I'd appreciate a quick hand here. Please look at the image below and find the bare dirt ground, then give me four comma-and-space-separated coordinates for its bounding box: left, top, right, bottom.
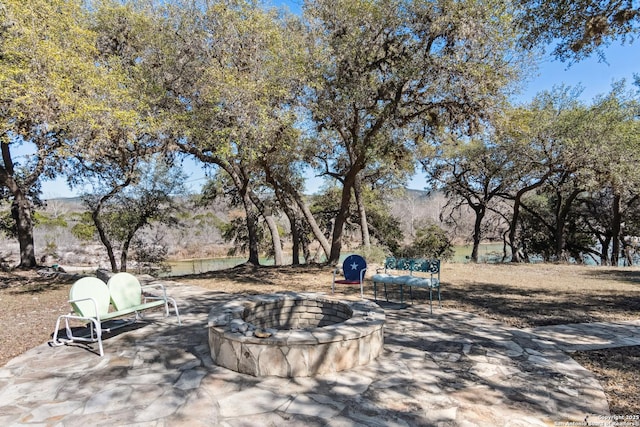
1, 262, 639, 414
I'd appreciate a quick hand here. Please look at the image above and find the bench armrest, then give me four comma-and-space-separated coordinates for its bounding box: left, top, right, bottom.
141, 283, 168, 301
68, 296, 103, 322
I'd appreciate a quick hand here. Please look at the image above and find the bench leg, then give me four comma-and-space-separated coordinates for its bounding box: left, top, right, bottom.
427, 286, 442, 315
143, 296, 182, 325
161, 296, 182, 325
52, 315, 104, 357
169, 297, 182, 325
93, 318, 104, 357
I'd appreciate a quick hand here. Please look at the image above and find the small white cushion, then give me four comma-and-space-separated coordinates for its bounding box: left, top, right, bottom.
371, 274, 397, 284
392, 275, 415, 285
406, 277, 440, 288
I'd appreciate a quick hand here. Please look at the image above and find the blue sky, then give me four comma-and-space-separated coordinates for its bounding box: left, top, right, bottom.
518, 42, 638, 103
32, 5, 639, 198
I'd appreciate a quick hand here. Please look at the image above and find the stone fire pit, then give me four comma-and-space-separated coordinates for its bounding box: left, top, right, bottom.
207, 292, 385, 377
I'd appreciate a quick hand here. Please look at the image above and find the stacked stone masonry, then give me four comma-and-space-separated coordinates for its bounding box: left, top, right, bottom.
208, 292, 385, 377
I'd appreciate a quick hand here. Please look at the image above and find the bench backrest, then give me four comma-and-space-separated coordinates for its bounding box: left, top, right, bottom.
69, 277, 111, 318
107, 272, 142, 311
383, 257, 440, 276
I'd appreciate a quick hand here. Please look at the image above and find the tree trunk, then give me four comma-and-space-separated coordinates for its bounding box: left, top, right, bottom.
247, 189, 283, 265
11, 193, 37, 269
120, 238, 130, 272
285, 205, 306, 265
92, 204, 119, 272
508, 174, 551, 263
262, 162, 309, 265
509, 196, 522, 263
290, 216, 301, 264
610, 192, 621, 267
501, 230, 509, 262
1, 142, 37, 269
120, 224, 143, 273
240, 186, 261, 266
302, 242, 312, 264
470, 205, 485, 263
354, 175, 370, 248
329, 170, 358, 264
290, 187, 331, 259
623, 243, 634, 266
175, 145, 262, 266
601, 235, 611, 266
553, 189, 581, 261
216, 163, 261, 266
553, 222, 567, 261
85, 175, 133, 273
263, 213, 283, 265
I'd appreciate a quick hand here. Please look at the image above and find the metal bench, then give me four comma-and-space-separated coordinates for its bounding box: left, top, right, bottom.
371, 257, 441, 313
51, 273, 180, 356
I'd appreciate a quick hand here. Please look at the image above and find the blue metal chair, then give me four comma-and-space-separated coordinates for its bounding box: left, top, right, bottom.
331, 254, 367, 299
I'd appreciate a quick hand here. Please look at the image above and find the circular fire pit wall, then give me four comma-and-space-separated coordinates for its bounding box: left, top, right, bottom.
208, 293, 385, 377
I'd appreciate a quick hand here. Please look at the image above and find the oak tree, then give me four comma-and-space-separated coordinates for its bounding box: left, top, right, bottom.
305, 0, 525, 263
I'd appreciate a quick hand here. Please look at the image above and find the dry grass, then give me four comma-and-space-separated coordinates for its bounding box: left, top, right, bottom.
572, 347, 640, 415
0, 270, 74, 367
438, 263, 640, 328
1, 262, 639, 413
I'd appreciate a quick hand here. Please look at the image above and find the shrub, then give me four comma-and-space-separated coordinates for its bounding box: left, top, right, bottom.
400, 223, 454, 260
353, 245, 388, 264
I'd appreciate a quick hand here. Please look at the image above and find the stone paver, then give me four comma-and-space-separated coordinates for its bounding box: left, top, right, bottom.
0, 280, 638, 426
528, 320, 640, 352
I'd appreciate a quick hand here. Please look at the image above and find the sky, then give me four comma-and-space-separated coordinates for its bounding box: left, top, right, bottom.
28, 4, 639, 199
518, 42, 638, 104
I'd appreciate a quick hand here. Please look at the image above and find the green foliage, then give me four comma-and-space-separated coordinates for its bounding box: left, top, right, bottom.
0, 209, 15, 238
303, 0, 526, 262
365, 207, 403, 255
309, 186, 342, 236
81, 156, 187, 270
220, 216, 270, 257
354, 245, 388, 265
516, 0, 639, 61
518, 190, 598, 263
0, 0, 636, 269
71, 222, 97, 242
130, 235, 171, 275
399, 223, 454, 261
42, 241, 59, 260
517, 193, 557, 260
0, 0, 146, 267
510, 83, 640, 263
189, 212, 226, 230
33, 212, 68, 228
310, 183, 404, 252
